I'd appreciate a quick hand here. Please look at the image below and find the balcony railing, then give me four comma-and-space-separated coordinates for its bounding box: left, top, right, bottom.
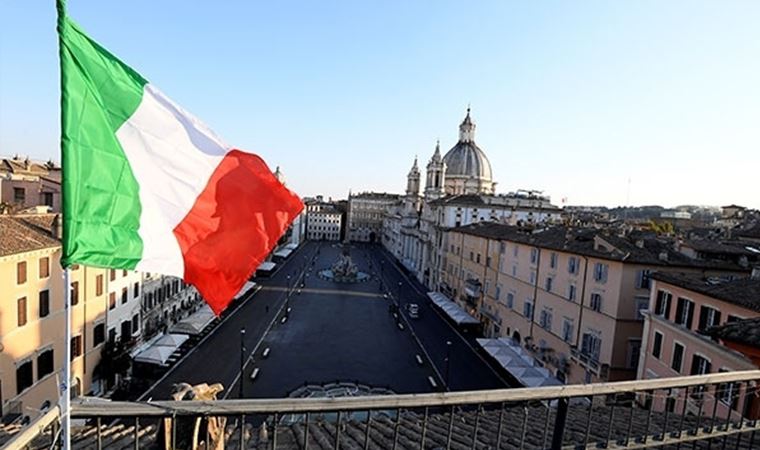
3, 370, 760, 449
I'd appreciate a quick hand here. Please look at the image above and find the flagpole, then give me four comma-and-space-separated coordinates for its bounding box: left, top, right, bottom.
57, 0, 71, 448
61, 267, 72, 450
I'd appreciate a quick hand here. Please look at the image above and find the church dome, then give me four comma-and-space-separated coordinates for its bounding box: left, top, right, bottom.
442, 109, 493, 181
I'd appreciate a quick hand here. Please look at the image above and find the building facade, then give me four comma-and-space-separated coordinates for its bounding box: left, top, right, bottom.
305, 199, 344, 241
440, 223, 748, 385
638, 272, 760, 419
0, 156, 61, 213
347, 192, 400, 243
0, 215, 107, 419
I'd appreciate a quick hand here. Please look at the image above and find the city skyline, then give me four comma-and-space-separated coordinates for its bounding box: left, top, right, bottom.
2, 1, 759, 208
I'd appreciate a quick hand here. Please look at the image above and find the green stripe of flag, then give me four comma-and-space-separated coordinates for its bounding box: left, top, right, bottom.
59, 11, 147, 269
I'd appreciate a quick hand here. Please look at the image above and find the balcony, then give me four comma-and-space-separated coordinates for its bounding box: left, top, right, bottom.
463, 279, 482, 298
569, 347, 610, 378
3, 371, 759, 449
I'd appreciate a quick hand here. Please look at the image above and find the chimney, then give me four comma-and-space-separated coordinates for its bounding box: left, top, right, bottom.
752, 266, 760, 280
658, 251, 668, 262
51, 214, 63, 239
635, 239, 645, 249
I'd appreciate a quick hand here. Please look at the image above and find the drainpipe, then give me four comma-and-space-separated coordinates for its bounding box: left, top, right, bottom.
529, 246, 541, 340
575, 256, 590, 349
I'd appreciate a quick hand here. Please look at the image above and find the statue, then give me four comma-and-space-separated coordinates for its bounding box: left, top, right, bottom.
158, 382, 227, 450
331, 249, 358, 280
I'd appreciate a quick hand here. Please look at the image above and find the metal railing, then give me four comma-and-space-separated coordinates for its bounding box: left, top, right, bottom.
3, 370, 760, 449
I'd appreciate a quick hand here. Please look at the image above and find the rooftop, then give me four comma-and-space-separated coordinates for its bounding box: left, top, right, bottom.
707, 317, 760, 348
0, 214, 60, 257
448, 222, 745, 270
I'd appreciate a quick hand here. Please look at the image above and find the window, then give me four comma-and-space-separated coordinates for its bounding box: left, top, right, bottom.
71, 281, 79, 306
636, 269, 652, 289
698, 306, 721, 331
652, 331, 663, 359
530, 248, 538, 264
539, 309, 552, 330
132, 314, 139, 334
109, 292, 116, 310
39, 257, 50, 278
109, 269, 116, 281
133, 282, 140, 298
529, 270, 536, 285
562, 319, 574, 342
495, 284, 502, 301
476, 253, 481, 264
122, 269, 128, 277
16, 360, 33, 394
506, 292, 514, 309
545, 276, 553, 292
590, 293, 603, 312
568, 284, 576, 302
512, 265, 517, 277
108, 328, 117, 344
727, 315, 743, 323
37, 349, 54, 379
671, 342, 684, 373
70, 335, 82, 360
635, 296, 649, 320
523, 300, 534, 319
675, 298, 695, 329
568, 256, 579, 275
93, 323, 105, 346
120, 320, 132, 340
486, 256, 491, 267
500, 242, 506, 254
654, 290, 672, 318
43, 192, 53, 207
96, 275, 104, 296
17, 297, 27, 326
513, 245, 518, 257
121, 287, 128, 304
581, 332, 602, 361
469, 251, 474, 261
39, 290, 50, 318
593, 263, 608, 283
17, 261, 27, 284
718, 368, 740, 410
14, 187, 26, 203
690, 354, 711, 376
550, 252, 557, 269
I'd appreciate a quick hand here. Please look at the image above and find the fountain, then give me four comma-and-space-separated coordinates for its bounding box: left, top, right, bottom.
318, 247, 370, 283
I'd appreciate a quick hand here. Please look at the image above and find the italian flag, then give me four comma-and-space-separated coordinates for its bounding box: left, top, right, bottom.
58, 5, 303, 314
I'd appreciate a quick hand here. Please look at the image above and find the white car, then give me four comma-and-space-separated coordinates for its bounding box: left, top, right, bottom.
407, 303, 420, 319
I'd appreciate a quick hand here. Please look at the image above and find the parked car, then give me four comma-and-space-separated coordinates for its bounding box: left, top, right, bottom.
407, 303, 420, 319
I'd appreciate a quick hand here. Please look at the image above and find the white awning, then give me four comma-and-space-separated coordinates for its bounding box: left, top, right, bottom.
235, 281, 256, 299
169, 304, 215, 336
477, 338, 562, 388
153, 333, 189, 349
273, 248, 293, 259
426, 292, 479, 325
134, 345, 176, 366
257, 261, 277, 272
284, 243, 298, 250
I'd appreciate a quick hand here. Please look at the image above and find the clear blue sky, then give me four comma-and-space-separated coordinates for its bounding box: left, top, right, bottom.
2, 1, 759, 208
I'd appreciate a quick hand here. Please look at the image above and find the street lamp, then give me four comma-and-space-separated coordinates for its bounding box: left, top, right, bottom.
445, 340, 452, 390
397, 281, 402, 306
286, 275, 292, 314
239, 328, 246, 398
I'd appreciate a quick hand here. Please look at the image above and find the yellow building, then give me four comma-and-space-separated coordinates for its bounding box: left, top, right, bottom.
0, 215, 108, 421
441, 223, 747, 385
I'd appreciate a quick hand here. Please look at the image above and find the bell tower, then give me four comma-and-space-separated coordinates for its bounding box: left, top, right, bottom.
425, 140, 446, 200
